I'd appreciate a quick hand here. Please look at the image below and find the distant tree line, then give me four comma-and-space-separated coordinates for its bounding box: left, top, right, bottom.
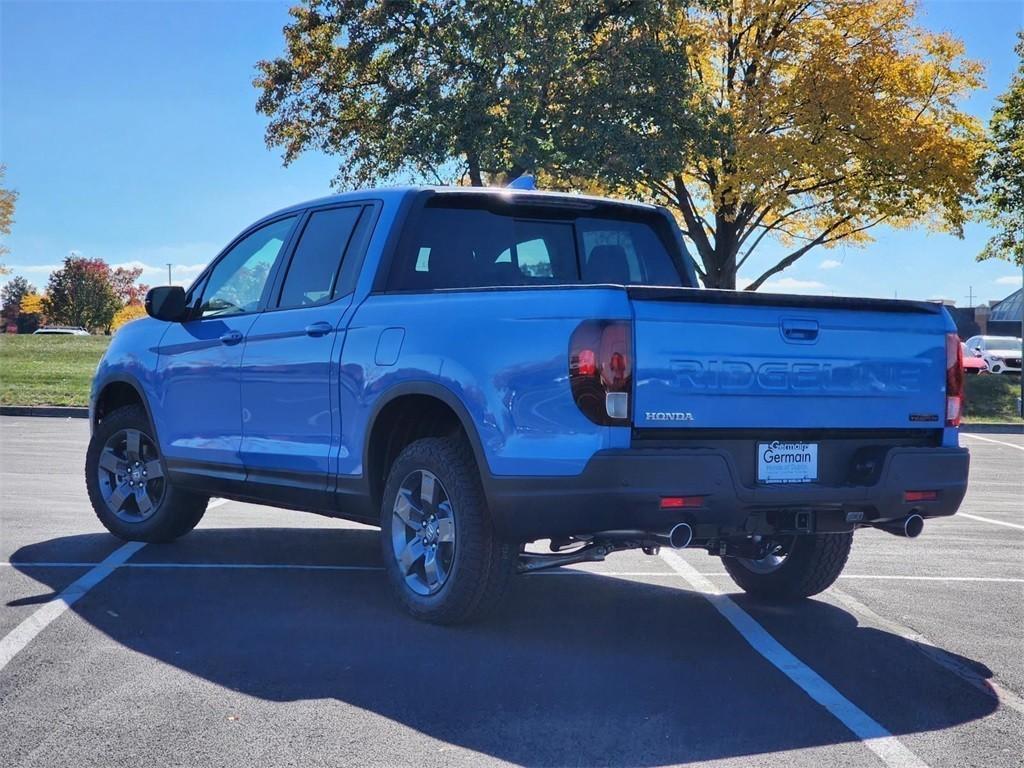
1, 256, 148, 334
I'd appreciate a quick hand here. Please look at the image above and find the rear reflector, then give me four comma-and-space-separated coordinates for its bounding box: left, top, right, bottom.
904, 490, 938, 502
659, 496, 704, 509
945, 333, 963, 427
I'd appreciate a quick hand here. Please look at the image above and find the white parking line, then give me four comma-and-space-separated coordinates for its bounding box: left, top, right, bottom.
0, 542, 145, 673
958, 513, 1024, 531
961, 433, 1024, 451
659, 549, 930, 768
830, 587, 1024, 717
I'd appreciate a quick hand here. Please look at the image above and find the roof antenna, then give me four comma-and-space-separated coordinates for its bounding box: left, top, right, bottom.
507, 173, 536, 190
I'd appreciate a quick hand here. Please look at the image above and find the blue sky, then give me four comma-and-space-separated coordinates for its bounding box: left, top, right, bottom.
1, 0, 1022, 304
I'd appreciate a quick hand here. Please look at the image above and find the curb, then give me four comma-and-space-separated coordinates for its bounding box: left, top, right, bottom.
0, 405, 89, 419
960, 423, 1024, 434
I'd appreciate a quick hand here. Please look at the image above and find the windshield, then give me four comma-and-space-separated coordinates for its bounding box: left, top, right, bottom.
982, 337, 1021, 347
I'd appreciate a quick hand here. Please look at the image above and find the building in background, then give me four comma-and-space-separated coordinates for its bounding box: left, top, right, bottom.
985, 288, 1023, 338
948, 288, 1022, 340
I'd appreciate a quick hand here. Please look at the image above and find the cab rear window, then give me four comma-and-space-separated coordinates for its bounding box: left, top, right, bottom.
387, 196, 689, 291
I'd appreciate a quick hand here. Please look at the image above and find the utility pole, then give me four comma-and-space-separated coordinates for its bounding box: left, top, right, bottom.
167, 263, 173, 285
965, 286, 974, 307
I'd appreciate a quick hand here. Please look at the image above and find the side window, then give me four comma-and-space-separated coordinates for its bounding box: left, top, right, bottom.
278, 206, 362, 309
199, 217, 296, 318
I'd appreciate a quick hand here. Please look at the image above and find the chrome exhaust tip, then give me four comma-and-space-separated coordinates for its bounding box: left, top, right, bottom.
871, 513, 925, 538
668, 522, 693, 549
903, 513, 924, 539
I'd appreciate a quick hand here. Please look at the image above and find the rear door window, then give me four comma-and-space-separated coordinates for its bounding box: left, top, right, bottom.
277, 206, 363, 309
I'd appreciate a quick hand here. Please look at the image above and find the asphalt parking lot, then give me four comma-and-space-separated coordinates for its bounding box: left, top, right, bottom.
1, 415, 1021, 768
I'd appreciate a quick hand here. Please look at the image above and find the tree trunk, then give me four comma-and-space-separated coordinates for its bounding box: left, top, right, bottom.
689, 224, 738, 290
466, 153, 483, 187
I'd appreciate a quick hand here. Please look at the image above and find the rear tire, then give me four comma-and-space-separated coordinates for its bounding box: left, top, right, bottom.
722, 533, 852, 600
85, 405, 208, 543
380, 436, 516, 624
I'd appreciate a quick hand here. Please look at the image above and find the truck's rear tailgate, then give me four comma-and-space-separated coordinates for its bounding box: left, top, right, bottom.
629, 288, 949, 431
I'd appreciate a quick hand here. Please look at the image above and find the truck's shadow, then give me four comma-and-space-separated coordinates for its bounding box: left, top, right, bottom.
10, 528, 999, 766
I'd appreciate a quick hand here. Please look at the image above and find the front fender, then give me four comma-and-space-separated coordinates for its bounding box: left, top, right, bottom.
90, 317, 169, 436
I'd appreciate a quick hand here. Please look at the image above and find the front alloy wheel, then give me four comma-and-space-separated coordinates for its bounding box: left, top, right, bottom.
390, 469, 457, 596
85, 404, 209, 542
96, 428, 166, 522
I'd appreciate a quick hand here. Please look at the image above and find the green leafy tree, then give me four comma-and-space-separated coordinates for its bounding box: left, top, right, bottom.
977, 31, 1024, 267
1, 275, 35, 328
43, 255, 120, 333
255, 0, 699, 187
0, 164, 17, 274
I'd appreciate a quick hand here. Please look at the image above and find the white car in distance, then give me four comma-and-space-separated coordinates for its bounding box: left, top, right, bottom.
963, 335, 1023, 375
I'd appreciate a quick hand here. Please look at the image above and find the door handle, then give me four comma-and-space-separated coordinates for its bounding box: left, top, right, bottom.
780, 318, 819, 343
219, 330, 243, 346
305, 321, 333, 338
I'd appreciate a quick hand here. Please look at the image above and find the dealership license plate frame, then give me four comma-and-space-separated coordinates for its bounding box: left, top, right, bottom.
757, 441, 819, 484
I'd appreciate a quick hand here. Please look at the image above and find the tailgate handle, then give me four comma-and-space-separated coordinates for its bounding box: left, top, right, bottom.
780, 318, 819, 343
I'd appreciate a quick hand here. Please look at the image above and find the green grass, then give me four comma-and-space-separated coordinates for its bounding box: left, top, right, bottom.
0, 334, 110, 406
963, 373, 1023, 423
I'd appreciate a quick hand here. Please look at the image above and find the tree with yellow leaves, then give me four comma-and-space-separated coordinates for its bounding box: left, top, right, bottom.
111, 302, 147, 332
0, 164, 17, 275
637, 0, 986, 289
17, 291, 45, 333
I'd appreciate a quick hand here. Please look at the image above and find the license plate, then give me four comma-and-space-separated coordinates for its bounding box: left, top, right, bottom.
757, 442, 818, 484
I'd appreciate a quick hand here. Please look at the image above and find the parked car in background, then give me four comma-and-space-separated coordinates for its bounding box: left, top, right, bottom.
963, 335, 1022, 375
33, 326, 90, 336
961, 343, 987, 375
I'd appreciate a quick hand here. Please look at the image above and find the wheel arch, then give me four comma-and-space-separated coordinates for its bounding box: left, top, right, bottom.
92, 376, 158, 440
363, 382, 491, 514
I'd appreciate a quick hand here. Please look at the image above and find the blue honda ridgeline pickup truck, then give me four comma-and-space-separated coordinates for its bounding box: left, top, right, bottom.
87, 187, 970, 623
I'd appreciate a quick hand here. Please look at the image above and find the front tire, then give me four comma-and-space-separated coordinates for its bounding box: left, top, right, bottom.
380, 436, 516, 624
722, 533, 852, 600
85, 405, 208, 542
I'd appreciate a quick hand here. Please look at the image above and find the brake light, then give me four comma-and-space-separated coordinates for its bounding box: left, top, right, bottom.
945, 332, 963, 427
569, 320, 632, 425
904, 490, 938, 502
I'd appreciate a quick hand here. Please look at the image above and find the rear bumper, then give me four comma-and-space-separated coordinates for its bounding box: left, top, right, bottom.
485, 446, 969, 541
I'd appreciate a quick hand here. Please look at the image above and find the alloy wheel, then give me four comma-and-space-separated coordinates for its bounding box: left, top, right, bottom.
96, 428, 166, 523
390, 469, 457, 596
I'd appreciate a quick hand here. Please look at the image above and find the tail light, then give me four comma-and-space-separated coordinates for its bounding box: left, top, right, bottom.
569, 320, 632, 425
945, 332, 963, 427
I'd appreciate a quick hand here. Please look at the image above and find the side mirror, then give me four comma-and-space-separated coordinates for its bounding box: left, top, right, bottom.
145, 286, 188, 322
